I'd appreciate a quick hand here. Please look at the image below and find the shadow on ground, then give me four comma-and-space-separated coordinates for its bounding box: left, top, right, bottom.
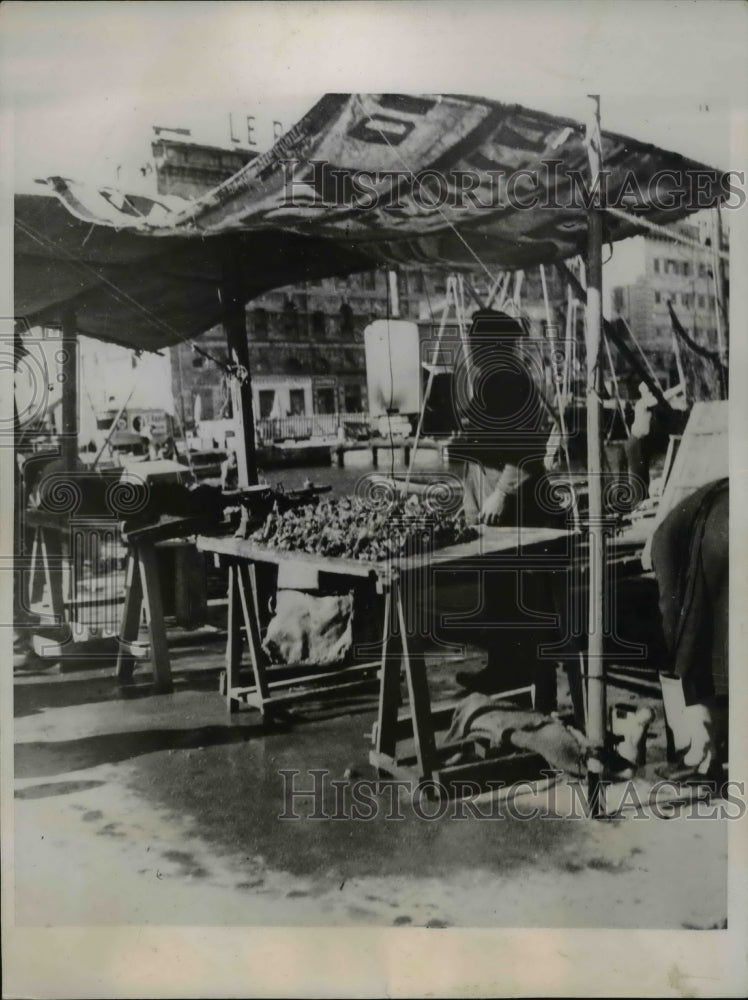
13, 666, 224, 719
15, 722, 276, 778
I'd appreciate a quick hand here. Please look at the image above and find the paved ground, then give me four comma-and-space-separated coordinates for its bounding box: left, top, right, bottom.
11, 630, 728, 931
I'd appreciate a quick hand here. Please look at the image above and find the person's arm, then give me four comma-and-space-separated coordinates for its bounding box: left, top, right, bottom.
479, 484, 508, 525
479, 463, 524, 524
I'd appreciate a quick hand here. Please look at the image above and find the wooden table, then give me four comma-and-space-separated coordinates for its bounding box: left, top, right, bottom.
116, 514, 214, 694
197, 525, 577, 787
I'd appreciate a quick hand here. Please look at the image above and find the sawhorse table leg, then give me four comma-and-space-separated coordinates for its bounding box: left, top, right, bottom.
116, 543, 173, 694
28, 526, 66, 626
224, 564, 242, 711
371, 577, 437, 783
370, 573, 546, 794
224, 560, 271, 715
27, 525, 72, 658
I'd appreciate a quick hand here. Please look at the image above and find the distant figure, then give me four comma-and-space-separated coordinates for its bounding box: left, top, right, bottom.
624, 381, 658, 506
221, 449, 239, 491
146, 426, 161, 461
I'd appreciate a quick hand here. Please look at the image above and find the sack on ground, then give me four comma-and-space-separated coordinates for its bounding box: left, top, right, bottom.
262, 589, 354, 667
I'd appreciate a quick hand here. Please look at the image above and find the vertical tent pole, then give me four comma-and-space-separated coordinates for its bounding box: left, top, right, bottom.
453, 275, 473, 398
388, 270, 400, 319
222, 239, 257, 487
585, 95, 607, 814
55, 310, 78, 642
711, 207, 728, 390
61, 310, 78, 472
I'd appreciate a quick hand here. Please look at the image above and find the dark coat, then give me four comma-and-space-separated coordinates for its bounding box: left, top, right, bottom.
651, 478, 729, 703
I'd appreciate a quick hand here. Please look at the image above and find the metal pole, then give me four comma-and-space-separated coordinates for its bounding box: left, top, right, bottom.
585, 95, 607, 815
61, 311, 79, 472
541, 266, 580, 531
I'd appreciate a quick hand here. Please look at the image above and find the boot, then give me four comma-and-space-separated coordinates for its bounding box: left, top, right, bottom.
681, 702, 717, 773
655, 700, 721, 784
614, 705, 655, 767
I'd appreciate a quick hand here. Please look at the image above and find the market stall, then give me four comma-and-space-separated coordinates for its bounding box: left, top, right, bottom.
14, 92, 725, 804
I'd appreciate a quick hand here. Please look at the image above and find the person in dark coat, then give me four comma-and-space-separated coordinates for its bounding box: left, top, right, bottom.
449, 311, 572, 707
452, 311, 561, 530
651, 477, 728, 780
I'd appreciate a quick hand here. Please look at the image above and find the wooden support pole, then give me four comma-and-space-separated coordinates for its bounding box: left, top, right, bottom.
60, 310, 78, 471
585, 95, 607, 815
222, 239, 257, 487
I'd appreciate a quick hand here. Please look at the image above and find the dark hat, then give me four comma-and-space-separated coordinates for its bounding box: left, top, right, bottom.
467, 309, 527, 342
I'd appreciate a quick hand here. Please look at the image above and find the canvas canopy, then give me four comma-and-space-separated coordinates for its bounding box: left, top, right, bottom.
14, 93, 723, 350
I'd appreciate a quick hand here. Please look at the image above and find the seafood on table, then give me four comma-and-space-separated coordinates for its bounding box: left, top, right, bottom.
251, 493, 477, 561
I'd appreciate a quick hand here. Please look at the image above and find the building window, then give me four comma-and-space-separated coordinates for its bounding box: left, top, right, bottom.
682, 262, 690, 277
311, 310, 326, 339
698, 262, 707, 278
682, 293, 691, 308
654, 291, 661, 304
283, 299, 299, 336
340, 303, 354, 337
709, 295, 716, 309
252, 308, 268, 336
343, 383, 363, 413
315, 386, 337, 415
653, 258, 660, 274
314, 353, 331, 375
363, 271, 377, 291
698, 294, 706, 309
289, 389, 306, 415
259, 390, 276, 418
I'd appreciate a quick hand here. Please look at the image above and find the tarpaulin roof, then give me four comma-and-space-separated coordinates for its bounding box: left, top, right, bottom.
14, 93, 723, 351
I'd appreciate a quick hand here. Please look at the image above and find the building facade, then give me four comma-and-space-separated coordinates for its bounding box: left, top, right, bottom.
170, 267, 475, 441
607, 218, 727, 386
152, 138, 257, 200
